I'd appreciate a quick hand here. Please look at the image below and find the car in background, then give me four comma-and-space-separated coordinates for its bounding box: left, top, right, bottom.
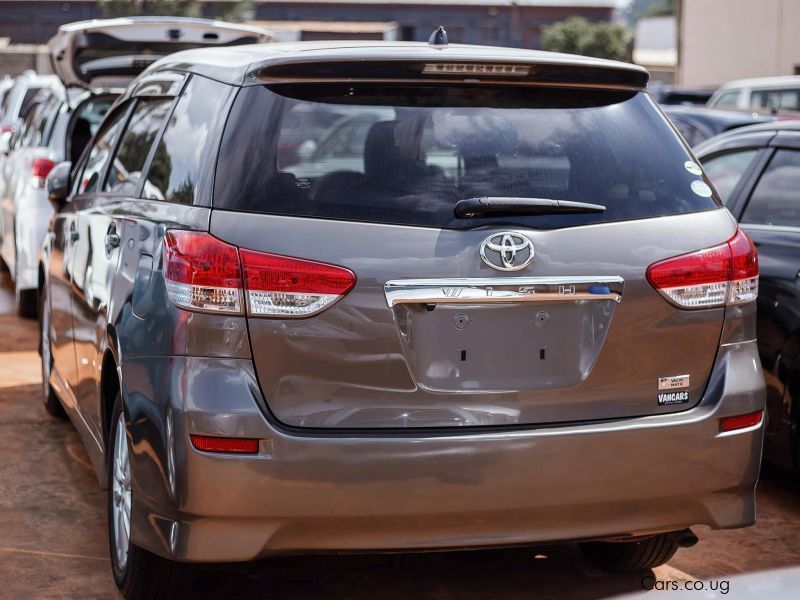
662, 105, 774, 147
39, 39, 763, 598
0, 16, 273, 317
651, 84, 716, 106
0, 71, 61, 141
0, 75, 15, 113
0, 85, 113, 316
707, 75, 800, 114
695, 120, 800, 472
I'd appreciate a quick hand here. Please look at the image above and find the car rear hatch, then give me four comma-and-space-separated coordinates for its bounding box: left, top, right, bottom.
208, 48, 737, 430
48, 16, 273, 90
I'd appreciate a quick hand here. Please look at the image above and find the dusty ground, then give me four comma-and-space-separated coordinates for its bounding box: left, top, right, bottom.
0, 270, 799, 599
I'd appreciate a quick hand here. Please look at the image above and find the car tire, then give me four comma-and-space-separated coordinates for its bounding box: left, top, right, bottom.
14, 258, 37, 318
579, 533, 679, 573
107, 393, 194, 599
39, 283, 66, 419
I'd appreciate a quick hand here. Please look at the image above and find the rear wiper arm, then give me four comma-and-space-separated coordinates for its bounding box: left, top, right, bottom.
454, 197, 606, 218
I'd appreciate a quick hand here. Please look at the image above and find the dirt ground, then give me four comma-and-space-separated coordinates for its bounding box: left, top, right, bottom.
1, 270, 799, 599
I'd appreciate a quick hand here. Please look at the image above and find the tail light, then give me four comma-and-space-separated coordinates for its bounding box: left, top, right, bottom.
31, 157, 56, 189
646, 229, 758, 309
719, 410, 763, 433
163, 230, 355, 317
240, 250, 355, 317
190, 435, 259, 454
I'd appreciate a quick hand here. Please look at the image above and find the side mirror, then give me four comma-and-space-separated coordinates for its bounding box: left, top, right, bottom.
46, 161, 72, 211
0, 131, 11, 155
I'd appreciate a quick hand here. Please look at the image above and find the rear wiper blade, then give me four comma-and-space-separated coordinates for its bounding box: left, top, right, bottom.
454, 197, 606, 218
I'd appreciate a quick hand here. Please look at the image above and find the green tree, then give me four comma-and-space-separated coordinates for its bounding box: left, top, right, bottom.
540, 17, 630, 61
98, 0, 202, 18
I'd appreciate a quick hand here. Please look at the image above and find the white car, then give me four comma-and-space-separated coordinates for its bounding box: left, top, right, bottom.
0, 16, 273, 317
707, 75, 800, 114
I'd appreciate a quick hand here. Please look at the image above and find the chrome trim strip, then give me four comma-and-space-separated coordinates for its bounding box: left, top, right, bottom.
384, 276, 624, 307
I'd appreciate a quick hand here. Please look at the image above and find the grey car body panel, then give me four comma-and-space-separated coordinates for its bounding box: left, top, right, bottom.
120, 334, 763, 561
211, 207, 736, 429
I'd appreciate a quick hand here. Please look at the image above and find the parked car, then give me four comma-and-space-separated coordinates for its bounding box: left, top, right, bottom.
40, 39, 764, 598
0, 17, 273, 318
0, 74, 15, 114
661, 105, 774, 147
651, 84, 716, 106
695, 120, 800, 472
707, 75, 800, 114
0, 72, 62, 205
0, 71, 61, 140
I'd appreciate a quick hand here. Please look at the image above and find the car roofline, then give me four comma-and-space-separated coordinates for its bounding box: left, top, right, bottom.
143, 41, 649, 90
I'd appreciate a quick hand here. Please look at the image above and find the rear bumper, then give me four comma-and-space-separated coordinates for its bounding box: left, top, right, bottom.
122, 340, 764, 563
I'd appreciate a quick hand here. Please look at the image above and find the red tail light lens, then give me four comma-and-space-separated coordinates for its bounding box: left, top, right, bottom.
163, 230, 243, 313
240, 250, 356, 317
31, 157, 56, 189
646, 229, 758, 309
719, 410, 762, 433
163, 230, 355, 317
190, 435, 259, 454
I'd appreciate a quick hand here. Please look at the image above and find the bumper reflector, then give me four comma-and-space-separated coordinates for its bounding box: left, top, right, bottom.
190, 435, 259, 454
719, 410, 763, 433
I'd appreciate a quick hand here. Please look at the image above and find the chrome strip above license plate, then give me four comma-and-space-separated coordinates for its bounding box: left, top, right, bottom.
384, 276, 624, 307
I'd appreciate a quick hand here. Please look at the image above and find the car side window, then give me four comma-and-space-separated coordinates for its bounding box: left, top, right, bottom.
741, 149, 800, 228
701, 150, 759, 204
750, 88, 800, 112
141, 75, 230, 204
104, 98, 173, 196
78, 103, 129, 195
713, 90, 741, 109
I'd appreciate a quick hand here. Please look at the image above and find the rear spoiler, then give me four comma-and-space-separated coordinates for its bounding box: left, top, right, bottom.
251, 59, 649, 90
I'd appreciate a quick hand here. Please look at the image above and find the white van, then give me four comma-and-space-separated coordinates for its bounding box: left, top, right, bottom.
707, 75, 800, 113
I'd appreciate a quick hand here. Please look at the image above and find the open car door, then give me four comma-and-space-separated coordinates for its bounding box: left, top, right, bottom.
49, 16, 274, 89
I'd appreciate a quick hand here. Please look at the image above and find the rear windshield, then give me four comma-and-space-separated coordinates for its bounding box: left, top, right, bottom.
214, 84, 720, 229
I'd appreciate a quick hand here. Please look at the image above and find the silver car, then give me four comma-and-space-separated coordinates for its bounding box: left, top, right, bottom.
40, 36, 765, 598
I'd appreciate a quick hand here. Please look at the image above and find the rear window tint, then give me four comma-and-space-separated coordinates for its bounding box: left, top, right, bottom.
214, 84, 720, 229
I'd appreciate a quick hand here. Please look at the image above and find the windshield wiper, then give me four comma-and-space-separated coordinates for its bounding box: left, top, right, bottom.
454, 197, 606, 219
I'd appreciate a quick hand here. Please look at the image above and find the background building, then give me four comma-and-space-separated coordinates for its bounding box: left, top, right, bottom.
679, 0, 800, 86
632, 14, 676, 83
0, 0, 615, 47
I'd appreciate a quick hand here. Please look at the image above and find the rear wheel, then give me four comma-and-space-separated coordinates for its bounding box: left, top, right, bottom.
14, 257, 37, 319
580, 533, 680, 573
108, 394, 193, 599
39, 283, 66, 419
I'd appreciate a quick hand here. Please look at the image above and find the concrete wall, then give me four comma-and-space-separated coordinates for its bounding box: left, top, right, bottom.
680, 0, 800, 86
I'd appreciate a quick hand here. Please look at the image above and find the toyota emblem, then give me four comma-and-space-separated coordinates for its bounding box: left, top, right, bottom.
479, 232, 534, 272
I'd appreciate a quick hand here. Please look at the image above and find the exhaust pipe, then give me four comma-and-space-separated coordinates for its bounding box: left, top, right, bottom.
671, 528, 699, 548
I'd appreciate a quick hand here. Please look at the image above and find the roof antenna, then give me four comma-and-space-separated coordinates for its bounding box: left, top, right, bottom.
428, 26, 449, 47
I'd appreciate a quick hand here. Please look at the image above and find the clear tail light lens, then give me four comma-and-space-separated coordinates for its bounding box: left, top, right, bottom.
31, 157, 56, 189
163, 230, 355, 317
646, 229, 758, 309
